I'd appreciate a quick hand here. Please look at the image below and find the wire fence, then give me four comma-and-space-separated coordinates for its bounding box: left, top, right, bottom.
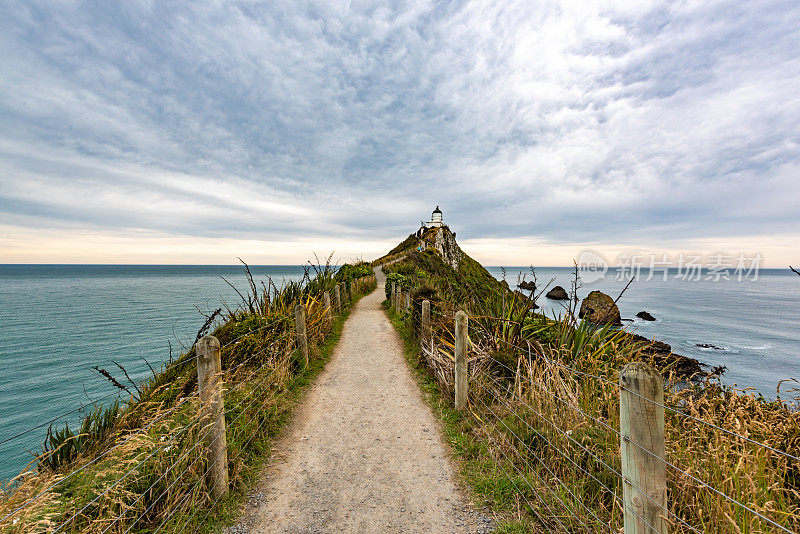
389, 285, 800, 533
0, 274, 377, 533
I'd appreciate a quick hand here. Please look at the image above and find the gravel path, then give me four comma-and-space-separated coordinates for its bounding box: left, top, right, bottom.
226, 268, 493, 533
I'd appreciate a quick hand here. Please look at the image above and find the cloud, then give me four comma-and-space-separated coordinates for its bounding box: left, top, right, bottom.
1, 0, 798, 265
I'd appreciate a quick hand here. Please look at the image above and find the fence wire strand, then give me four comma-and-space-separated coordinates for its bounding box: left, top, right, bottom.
464, 314, 800, 463
420, 303, 797, 533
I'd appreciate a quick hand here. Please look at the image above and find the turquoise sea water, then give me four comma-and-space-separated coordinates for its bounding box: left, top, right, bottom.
0, 264, 798, 483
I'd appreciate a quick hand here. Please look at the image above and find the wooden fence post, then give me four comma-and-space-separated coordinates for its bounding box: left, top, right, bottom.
454, 311, 468, 410
404, 291, 411, 312
294, 304, 309, 367
196, 335, 229, 499
334, 285, 341, 314
323, 291, 332, 328
421, 299, 431, 349
620, 362, 667, 534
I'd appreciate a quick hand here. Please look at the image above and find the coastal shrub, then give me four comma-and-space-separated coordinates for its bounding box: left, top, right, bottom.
408, 285, 438, 338
394, 263, 416, 276
334, 261, 372, 283
384, 272, 412, 301
39, 401, 120, 472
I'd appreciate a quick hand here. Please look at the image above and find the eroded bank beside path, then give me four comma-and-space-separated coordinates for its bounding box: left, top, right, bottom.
227, 268, 493, 533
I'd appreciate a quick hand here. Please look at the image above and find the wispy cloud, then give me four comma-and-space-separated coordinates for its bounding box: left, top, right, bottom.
1, 0, 798, 264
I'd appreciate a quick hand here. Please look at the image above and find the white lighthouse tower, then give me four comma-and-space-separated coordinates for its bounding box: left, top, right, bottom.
427, 206, 444, 227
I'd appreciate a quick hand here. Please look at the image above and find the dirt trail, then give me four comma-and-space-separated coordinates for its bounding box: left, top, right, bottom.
227, 268, 493, 533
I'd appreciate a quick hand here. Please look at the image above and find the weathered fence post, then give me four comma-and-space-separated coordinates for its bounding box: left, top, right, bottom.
323, 291, 332, 328
404, 291, 411, 312
421, 299, 431, 349
620, 362, 667, 534
196, 335, 229, 499
294, 304, 309, 367
454, 311, 468, 410
334, 285, 342, 314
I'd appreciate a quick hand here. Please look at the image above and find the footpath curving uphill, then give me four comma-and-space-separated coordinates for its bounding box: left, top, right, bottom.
229, 268, 493, 533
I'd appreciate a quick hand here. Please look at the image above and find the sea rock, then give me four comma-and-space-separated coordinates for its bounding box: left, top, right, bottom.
623, 333, 723, 379
517, 280, 536, 291
578, 290, 621, 325
696, 343, 725, 350
632, 335, 705, 376
629, 334, 672, 356
636, 311, 656, 321
545, 286, 569, 300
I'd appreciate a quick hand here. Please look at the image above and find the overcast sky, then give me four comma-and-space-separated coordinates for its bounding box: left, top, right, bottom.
1, 1, 799, 266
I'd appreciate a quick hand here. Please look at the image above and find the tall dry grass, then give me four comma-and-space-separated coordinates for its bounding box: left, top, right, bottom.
404, 295, 800, 533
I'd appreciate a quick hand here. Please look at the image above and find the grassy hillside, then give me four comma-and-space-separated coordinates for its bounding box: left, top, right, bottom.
380, 227, 800, 533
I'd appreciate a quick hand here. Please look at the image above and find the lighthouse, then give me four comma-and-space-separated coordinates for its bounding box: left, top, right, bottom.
427, 206, 444, 228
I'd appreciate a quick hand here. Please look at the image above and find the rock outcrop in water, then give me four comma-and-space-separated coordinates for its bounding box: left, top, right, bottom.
546, 286, 569, 300
579, 290, 621, 325
626, 334, 715, 377
637, 311, 656, 321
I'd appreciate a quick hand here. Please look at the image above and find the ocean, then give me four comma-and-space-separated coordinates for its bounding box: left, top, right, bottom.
1, 264, 798, 483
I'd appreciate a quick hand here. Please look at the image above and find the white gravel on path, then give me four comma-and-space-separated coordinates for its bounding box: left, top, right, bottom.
225, 268, 495, 533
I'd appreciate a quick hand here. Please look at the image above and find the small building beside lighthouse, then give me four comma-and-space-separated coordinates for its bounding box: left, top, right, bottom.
427, 206, 444, 228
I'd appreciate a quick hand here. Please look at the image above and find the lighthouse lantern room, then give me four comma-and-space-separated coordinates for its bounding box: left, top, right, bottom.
427, 206, 444, 228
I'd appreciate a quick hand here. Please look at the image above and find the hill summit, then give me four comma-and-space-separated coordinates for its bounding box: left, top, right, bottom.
375, 213, 507, 302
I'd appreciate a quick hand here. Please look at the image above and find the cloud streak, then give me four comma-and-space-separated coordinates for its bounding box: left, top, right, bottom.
1, 0, 799, 265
